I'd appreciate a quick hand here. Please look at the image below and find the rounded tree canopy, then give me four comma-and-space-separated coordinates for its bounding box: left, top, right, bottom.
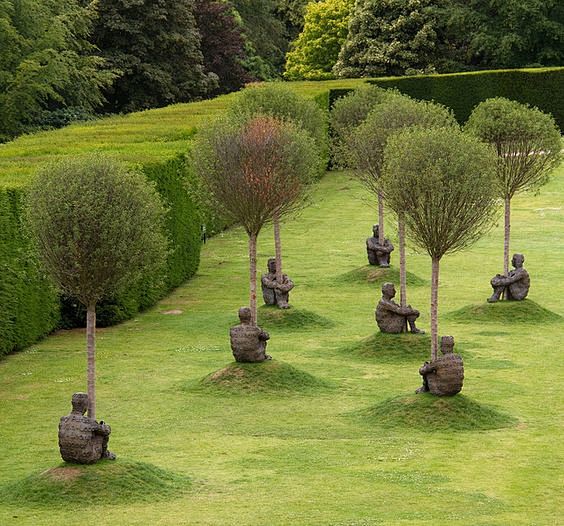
382, 127, 499, 260
192, 115, 319, 237
465, 97, 562, 199
346, 96, 458, 194
25, 155, 168, 307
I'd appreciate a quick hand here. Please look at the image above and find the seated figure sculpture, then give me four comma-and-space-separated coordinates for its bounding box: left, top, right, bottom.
366, 224, 394, 267
230, 307, 271, 363
416, 336, 464, 396
261, 258, 294, 309
375, 282, 424, 334
488, 253, 530, 302
58, 392, 116, 464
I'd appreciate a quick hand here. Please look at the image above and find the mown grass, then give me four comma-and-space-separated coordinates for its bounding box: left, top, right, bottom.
446, 299, 562, 324
0, 166, 562, 525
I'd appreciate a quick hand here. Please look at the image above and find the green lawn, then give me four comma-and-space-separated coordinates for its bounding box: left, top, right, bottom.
0, 165, 562, 525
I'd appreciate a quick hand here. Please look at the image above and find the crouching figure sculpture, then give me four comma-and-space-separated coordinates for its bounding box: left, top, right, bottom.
375, 282, 424, 334
261, 258, 294, 309
416, 336, 464, 396
58, 392, 116, 464
230, 307, 271, 363
366, 225, 394, 267
488, 253, 530, 302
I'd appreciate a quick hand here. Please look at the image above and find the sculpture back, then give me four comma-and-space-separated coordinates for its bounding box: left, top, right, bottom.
58, 415, 104, 464
427, 354, 464, 396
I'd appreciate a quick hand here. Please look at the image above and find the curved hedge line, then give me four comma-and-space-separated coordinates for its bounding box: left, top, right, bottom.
368, 67, 564, 129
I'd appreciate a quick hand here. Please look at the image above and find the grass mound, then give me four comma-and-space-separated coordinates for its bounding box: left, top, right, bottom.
257, 306, 335, 330
358, 394, 517, 432
446, 299, 562, 324
197, 360, 331, 394
0, 459, 191, 507
344, 333, 431, 363
338, 265, 426, 287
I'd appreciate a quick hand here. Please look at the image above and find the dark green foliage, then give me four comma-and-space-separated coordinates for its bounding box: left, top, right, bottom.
0, 189, 59, 356
0, 460, 192, 507
446, 300, 562, 324
343, 333, 431, 364
197, 360, 332, 394
358, 394, 518, 431
367, 67, 564, 130
335, 0, 447, 78
92, 0, 214, 113
60, 157, 202, 328
257, 305, 335, 330
0, 0, 113, 141
337, 265, 427, 287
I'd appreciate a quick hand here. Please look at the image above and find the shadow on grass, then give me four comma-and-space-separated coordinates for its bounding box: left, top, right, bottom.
0, 459, 192, 507
446, 299, 562, 324
355, 394, 517, 432
194, 360, 333, 395
342, 332, 431, 364
257, 305, 335, 331
337, 265, 427, 287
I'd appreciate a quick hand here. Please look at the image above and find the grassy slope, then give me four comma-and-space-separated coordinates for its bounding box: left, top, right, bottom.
0, 79, 367, 188
0, 162, 562, 524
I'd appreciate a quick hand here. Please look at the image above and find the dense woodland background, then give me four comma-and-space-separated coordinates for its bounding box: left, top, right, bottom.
1, 0, 563, 141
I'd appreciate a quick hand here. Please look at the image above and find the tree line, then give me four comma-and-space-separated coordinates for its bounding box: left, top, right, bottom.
0, 0, 310, 141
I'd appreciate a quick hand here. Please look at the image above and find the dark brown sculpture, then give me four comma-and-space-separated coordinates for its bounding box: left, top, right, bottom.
488, 253, 530, 302
230, 307, 271, 362
366, 224, 394, 267
416, 336, 464, 396
58, 393, 116, 464
375, 282, 424, 334
261, 258, 295, 309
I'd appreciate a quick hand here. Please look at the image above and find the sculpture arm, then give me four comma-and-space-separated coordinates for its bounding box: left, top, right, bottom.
261, 274, 277, 289
380, 242, 394, 253
419, 362, 435, 375
259, 330, 270, 342
94, 422, 111, 436
379, 299, 405, 315
276, 277, 294, 292
504, 269, 527, 284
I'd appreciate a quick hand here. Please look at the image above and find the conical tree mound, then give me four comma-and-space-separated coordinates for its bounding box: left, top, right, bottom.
0, 460, 191, 507
357, 394, 517, 432
198, 360, 331, 394
338, 265, 426, 286
446, 300, 562, 324
344, 333, 431, 363
257, 306, 335, 330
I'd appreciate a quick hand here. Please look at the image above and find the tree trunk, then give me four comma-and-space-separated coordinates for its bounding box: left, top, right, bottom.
431, 257, 440, 361
378, 191, 384, 244
86, 303, 96, 420
249, 233, 258, 325
504, 197, 511, 276
399, 215, 407, 308
273, 212, 283, 283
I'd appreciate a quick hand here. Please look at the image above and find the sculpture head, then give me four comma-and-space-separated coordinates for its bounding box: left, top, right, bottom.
238, 307, 252, 324
267, 257, 276, 274
71, 392, 88, 415
440, 336, 455, 354
512, 253, 525, 268
382, 282, 396, 299
372, 224, 379, 237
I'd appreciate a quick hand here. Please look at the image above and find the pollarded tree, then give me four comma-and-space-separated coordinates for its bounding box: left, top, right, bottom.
330, 85, 400, 172
227, 83, 325, 285
284, 0, 355, 80
192, 116, 318, 322
26, 156, 168, 419
382, 127, 498, 359
348, 97, 458, 306
465, 98, 561, 275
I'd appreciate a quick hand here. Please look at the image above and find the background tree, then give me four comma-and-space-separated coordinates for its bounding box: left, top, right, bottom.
192, 116, 318, 323
25, 155, 168, 418
92, 0, 214, 113
228, 83, 325, 285
465, 98, 561, 275
284, 0, 354, 80
334, 0, 445, 78
276, 0, 311, 41
0, 0, 112, 141
347, 97, 457, 306
382, 127, 498, 359
194, 0, 252, 95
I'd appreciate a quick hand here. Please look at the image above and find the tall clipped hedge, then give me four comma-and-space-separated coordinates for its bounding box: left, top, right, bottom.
0, 189, 59, 356
60, 156, 203, 328
368, 68, 564, 129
